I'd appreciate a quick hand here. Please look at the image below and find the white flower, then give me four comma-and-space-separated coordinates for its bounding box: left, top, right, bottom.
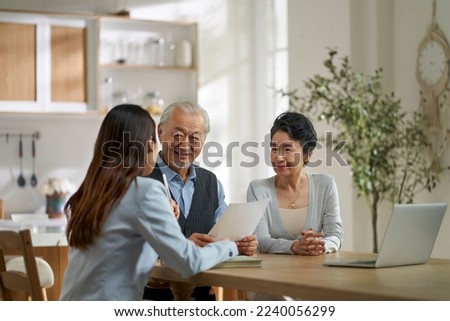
39, 177, 76, 196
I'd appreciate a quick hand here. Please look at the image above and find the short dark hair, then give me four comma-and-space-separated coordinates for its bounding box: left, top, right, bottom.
270, 112, 317, 159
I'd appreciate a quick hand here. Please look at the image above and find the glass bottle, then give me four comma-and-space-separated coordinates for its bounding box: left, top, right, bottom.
145, 91, 165, 116
165, 32, 176, 67
101, 76, 113, 111
144, 37, 156, 65
114, 37, 128, 64
175, 40, 192, 68
156, 37, 166, 66
146, 37, 165, 66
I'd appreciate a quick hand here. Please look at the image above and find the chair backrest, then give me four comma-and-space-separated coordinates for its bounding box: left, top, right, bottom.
0, 229, 44, 300
0, 198, 4, 220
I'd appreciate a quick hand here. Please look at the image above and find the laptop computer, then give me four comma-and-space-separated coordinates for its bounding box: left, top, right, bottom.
323, 203, 447, 268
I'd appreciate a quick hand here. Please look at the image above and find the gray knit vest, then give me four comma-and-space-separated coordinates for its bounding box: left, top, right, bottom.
149, 164, 219, 237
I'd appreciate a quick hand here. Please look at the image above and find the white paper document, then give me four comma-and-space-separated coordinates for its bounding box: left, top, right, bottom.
208, 198, 270, 241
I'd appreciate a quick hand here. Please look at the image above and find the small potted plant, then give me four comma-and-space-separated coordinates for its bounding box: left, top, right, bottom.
39, 177, 76, 219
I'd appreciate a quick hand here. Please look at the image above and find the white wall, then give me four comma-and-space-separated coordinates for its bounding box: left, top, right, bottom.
286, 0, 354, 251
0, 115, 103, 214
392, 0, 450, 258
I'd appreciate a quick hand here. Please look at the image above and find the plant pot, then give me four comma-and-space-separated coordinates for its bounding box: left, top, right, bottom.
46, 193, 67, 219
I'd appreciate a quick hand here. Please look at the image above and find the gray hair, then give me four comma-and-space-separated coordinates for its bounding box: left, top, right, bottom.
159, 101, 211, 135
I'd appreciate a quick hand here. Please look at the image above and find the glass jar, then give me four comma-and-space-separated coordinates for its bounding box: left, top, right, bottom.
114, 37, 128, 64
165, 32, 176, 67
175, 40, 192, 68
145, 91, 165, 116
101, 76, 113, 111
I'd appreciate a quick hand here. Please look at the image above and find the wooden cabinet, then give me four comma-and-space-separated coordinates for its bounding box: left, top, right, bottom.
0, 11, 97, 113
0, 10, 198, 114
0, 21, 36, 101
51, 26, 87, 103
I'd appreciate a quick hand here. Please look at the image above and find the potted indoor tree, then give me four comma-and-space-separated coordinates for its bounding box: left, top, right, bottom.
280, 49, 444, 253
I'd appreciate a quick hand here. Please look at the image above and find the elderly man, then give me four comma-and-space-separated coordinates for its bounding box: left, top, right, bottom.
144, 101, 257, 301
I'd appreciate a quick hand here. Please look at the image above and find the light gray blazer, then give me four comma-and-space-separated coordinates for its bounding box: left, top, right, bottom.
60, 177, 238, 300
247, 173, 343, 254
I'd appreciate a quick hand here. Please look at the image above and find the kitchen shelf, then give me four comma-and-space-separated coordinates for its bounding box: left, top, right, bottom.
0, 10, 198, 114
101, 64, 196, 72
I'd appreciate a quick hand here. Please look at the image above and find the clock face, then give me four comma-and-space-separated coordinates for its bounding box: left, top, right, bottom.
418, 40, 447, 87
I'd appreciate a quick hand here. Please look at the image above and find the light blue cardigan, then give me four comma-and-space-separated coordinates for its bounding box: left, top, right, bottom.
247, 173, 343, 254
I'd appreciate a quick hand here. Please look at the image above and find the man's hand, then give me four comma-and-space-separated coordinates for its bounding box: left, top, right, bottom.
235, 235, 258, 256
188, 233, 216, 247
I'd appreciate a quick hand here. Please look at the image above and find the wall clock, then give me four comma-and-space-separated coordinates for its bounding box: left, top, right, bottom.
416, 0, 450, 168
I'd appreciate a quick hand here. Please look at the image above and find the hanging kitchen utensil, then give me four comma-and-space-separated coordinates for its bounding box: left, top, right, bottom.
30, 136, 37, 187
17, 134, 26, 187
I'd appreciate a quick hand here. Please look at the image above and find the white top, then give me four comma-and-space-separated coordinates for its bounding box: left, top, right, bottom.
278, 207, 308, 239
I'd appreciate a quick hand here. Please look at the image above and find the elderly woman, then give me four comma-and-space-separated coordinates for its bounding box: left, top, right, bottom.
247, 111, 344, 300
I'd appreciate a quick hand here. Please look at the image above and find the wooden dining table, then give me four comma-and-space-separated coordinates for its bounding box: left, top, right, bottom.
150, 251, 450, 300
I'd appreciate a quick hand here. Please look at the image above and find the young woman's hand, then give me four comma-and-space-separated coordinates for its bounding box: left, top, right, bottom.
169, 199, 180, 220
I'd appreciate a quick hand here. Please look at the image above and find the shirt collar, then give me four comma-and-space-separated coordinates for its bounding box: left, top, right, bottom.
156, 152, 197, 182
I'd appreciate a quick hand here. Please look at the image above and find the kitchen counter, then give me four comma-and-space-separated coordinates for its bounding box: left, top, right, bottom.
0, 218, 67, 246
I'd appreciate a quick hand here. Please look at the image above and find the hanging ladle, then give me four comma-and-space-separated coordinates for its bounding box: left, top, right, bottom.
17, 134, 26, 187
30, 136, 38, 187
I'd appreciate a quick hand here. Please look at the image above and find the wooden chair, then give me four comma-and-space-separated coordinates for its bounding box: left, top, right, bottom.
0, 198, 4, 220
0, 229, 53, 300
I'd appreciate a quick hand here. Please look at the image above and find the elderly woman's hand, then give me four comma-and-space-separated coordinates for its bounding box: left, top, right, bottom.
235, 235, 258, 256
291, 228, 325, 256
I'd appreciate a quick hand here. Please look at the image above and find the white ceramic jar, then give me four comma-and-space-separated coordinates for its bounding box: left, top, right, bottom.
175, 40, 192, 68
